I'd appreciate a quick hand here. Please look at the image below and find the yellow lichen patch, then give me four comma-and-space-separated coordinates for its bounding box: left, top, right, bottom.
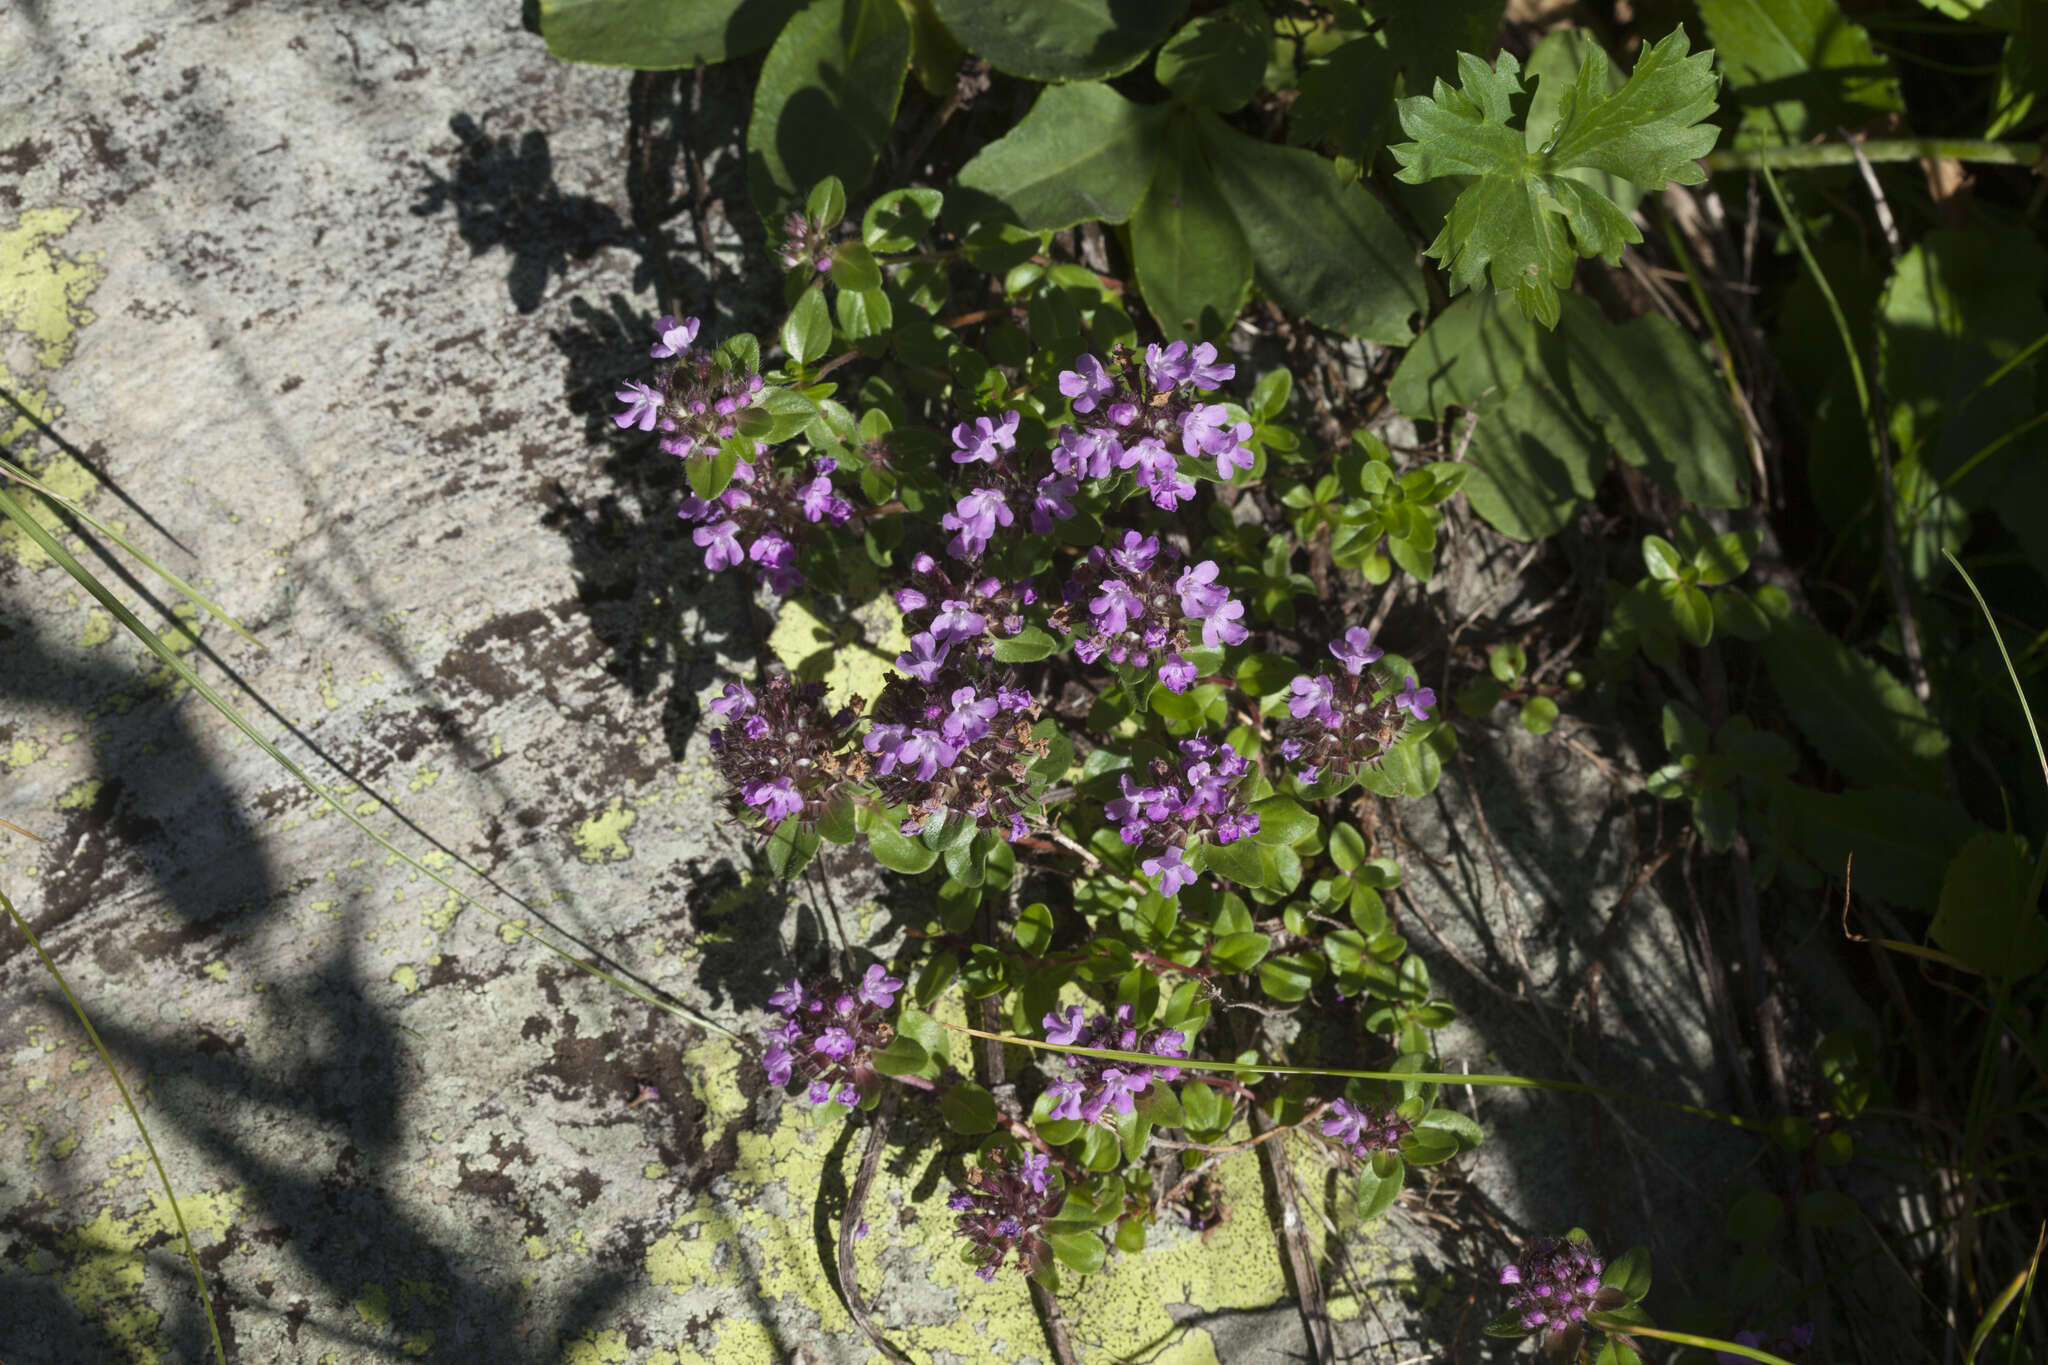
354, 1282, 391, 1326
574, 798, 636, 864
81, 607, 113, 647
390, 964, 420, 994
766, 592, 909, 708
48, 1187, 247, 1364
6, 735, 48, 769
560, 1327, 631, 1364
56, 778, 102, 811
0, 207, 102, 367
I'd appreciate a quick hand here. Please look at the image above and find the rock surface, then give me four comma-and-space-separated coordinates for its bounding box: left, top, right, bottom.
0, 3, 1768, 1362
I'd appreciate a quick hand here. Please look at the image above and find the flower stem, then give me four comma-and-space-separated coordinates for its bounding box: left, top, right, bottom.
1704, 138, 2042, 173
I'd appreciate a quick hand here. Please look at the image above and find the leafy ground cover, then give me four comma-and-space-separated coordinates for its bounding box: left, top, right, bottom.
3, 0, 2045, 1361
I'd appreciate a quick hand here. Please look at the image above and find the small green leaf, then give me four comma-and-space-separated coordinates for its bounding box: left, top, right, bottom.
781, 286, 832, 366
1724, 1187, 1781, 1246
1488, 642, 1527, 682
1329, 823, 1367, 872
1669, 583, 1714, 647
829, 242, 884, 292
1248, 795, 1318, 847
1048, 1229, 1107, 1274
862, 186, 944, 252
941, 1083, 1000, 1134
1203, 838, 1266, 889
1518, 695, 1560, 735
868, 824, 940, 874
1355, 1154, 1404, 1224
1212, 930, 1272, 972
932, 0, 1185, 81
1258, 953, 1321, 1002
1601, 1245, 1652, 1303
992, 625, 1059, 662
1714, 589, 1771, 641
835, 285, 892, 341
805, 175, 847, 227
1015, 901, 1055, 956
1642, 535, 1682, 581
870, 1033, 928, 1077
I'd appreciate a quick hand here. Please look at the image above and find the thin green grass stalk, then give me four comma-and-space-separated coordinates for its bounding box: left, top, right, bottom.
1968, 1224, 2045, 1364
941, 1022, 1768, 1133
1706, 139, 2041, 173
1587, 1317, 1796, 1364
0, 486, 736, 1041
1939, 409, 2048, 497
1, 885, 228, 1365
2006, 1224, 2044, 1365
1944, 548, 2048, 904
1958, 326, 2048, 414
0, 454, 266, 651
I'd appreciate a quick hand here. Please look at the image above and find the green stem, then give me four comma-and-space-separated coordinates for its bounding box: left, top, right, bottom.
1586, 1316, 1798, 1364
1706, 139, 2042, 173
2, 886, 228, 1365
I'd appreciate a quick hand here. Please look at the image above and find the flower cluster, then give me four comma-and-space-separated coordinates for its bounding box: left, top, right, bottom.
1052, 341, 1250, 512
1053, 531, 1245, 692
935, 408, 1086, 561
1275, 627, 1435, 787
762, 964, 904, 1107
707, 675, 863, 826
776, 210, 835, 274
949, 1148, 1062, 1282
893, 552, 1039, 648
1499, 1235, 1613, 1346
1105, 736, 1261, 897
1040, 1003, 1189, 1124
865, 632, 1045, 839
613, 313, 767, 464
677, 453, 855, 594
1318, 1100, 1412, 1158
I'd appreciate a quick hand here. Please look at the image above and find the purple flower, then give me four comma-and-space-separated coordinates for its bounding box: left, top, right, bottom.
940, 686, 999, 746
613, 381, 663, 431
709, 681, 755, 718
768, 978, 807, 1013
1187, 341, 1235, 390
1395, 676, 1436, 722
1179, 403, 1233, 455
1499, 1235, 1611, 1343
800, 473, 851, 524
1029, 474, 1078, 534
1043, 1005, 1086, 1046
764, 1041, 794, 1086
650, 314, 701, 359
1329, 627, 1383, 675
1044, 1077, 1087, 1121
1175, 561, 1228, 618
749, 532, 795, 569
857, 963, 903, 1010
741, 776, 804, 823
1288, 674, 1337, 723
1144, 341, 1195, 392
1057, 354, 1116, 413
931, 599, 988, 644
1210, 422, 1255, 478
942, 488, 1014, 559
895, 631, 951, 683
692, 519, 744, 571
1021, 1151, 1052, 1195
892, 728, 958, 781
1157, 655, 1198, 693
814, 1026, 856, 1061
1053, 426, 1120, 480
1194, 598, 1247, 648
1089, 580, 1144, 635
950, 411, 1020, 464
1318, 1099, 1411, 1156
1108, 530, 1161, 575
1141, 844, 1196, 897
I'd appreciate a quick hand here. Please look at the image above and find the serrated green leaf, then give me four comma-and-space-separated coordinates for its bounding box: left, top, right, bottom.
1390, 29, 1719, 326
1759, 616, 1948, 790
745, 0, 911, 215
1771, 783, 1979, 910
955, 82, 1172, 231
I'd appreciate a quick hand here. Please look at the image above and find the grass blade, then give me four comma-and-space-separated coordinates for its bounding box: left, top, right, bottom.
0, 485, 735, 1041
1, 885, 228, 1365
0, 453, 266, 651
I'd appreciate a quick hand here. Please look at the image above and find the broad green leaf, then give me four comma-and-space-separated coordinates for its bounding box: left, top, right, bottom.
1389, 29, 1719, 326
1601, 1245, 1653, 1303
1288, 35, 1401, 167
954, 82, 1172, 231
1211, 930, 1273, 972
1931, 832, 2048, 977
1248, 795, 1318, 847
1770, 783, 1980, 910
1387, 291, 1545, 421
1878, 227, 2048, 510
930, 0, 1186, 81
868, 823, 940, 874
1381, 0, 1508, 89
992, 625, 1061, 662
1131, 114, 1252, 341
806, 176, 847, 226
1759, 617, 1948, 791
870, 1033, 928, 1077
1259, 953, 1321, 1002
1668, 583, 1714, 647
1156, 4, 1268, 113
1048, 1229, 1106, 1274
1203, 838, 1265, 888
1198, 112, 1425, 346
1555, 298, 1749, 508
765, 817, 821, 877
1697, 0, 1901, 141
539, 0, 805, 67
1988, 3, 2048, 138
745, 0, 911, 215
1460, 370, 1605, 540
